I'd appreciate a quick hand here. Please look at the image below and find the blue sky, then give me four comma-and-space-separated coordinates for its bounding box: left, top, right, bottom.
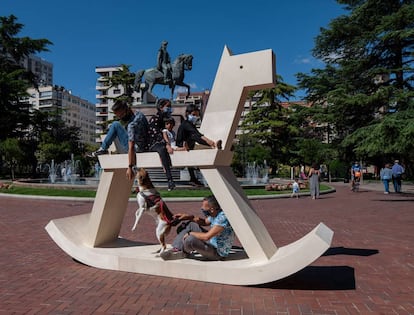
2, 0, 346, 103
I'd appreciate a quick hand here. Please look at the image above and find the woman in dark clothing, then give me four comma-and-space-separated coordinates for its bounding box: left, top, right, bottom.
308, 163, 321, 199
147, 98, 175, 191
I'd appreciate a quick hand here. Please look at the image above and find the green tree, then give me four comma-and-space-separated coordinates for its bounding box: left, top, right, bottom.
34, 112, 82, 164
0, 138, 24, 180
107, 64, 136, 104
297, 0, 414, 176
295, 139, 332, 167
231, 133, 271, 177
0, 15, 52, 140
240, 76, 298, 174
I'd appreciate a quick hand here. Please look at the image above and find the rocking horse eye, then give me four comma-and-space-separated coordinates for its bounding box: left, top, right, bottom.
240, 65, 243, 69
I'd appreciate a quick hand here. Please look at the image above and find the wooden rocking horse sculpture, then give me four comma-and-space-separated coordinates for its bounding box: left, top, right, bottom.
46, 46, 333, 285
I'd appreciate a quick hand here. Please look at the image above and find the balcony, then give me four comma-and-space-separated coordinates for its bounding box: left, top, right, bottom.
96, 85, 109, 90
97, 76, 109, 82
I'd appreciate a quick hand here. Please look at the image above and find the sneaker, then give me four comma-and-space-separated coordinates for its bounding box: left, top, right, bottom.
189, 180, 203, 187
168, 181, 176, 191
87, 148, 108, 158
160, 248, 187, 260
384, 191, 389, 194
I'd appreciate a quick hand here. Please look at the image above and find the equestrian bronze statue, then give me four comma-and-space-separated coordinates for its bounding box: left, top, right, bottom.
134, 53, 193, 101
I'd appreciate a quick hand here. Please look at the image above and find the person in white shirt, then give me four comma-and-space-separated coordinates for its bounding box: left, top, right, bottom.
291, 178, 300, 199
162, 117, 188, 152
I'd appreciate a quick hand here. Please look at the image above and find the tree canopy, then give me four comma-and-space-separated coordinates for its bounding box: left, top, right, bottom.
0, 15, 52, 140
297, 0, 414, 173
0, 15, 90, 178
239, 76, 300, 173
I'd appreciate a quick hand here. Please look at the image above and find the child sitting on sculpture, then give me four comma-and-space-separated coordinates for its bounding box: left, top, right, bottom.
162, 117, 188, 152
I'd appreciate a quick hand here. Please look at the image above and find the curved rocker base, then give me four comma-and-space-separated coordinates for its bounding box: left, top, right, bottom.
46, 214, 333, 286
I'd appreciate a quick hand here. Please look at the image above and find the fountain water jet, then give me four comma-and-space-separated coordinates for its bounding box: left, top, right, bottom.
245, 160, 269, 185
49, 160, 57, 184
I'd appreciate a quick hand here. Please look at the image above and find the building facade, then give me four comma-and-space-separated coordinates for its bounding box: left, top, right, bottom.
27, 85, 97, 145
22, 55, 53, 86
95, 65, 151, 143
21, 55, 96, 145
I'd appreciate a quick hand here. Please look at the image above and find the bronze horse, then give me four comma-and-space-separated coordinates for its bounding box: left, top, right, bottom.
134, 54, 193, 100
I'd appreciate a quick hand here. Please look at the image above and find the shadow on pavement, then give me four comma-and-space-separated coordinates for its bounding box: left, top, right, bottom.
323, 246, 379, 257
374, 197, 414, 202
255, 266, 355, 290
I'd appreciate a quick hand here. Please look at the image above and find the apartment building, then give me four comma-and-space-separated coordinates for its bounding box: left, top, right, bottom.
27, 85, 97, 145
20, 55, 96, 144
22, 55, 53, 86
95, 65, 151, 143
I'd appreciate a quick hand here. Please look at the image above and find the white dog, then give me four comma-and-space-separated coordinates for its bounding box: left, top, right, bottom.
132, 167, 179, 254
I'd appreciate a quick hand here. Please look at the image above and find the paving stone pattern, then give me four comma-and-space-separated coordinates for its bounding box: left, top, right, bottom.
0, 183, 413, 314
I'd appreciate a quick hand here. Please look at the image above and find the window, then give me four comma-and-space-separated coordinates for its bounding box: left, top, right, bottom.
39, 91, 52, 98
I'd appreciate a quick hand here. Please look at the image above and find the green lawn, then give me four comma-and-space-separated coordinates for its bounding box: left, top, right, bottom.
0, 183, 331, 198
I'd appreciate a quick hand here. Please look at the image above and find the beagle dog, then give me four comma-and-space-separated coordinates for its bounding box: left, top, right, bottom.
132, 167, 179, 254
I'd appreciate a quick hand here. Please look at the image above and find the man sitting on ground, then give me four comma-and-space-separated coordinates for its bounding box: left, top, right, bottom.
160, 195, 234, 261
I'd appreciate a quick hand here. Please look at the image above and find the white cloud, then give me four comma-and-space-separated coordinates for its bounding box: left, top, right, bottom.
295, 57, 312, 64
293, 55, 327, 67
175, 82, 198, 93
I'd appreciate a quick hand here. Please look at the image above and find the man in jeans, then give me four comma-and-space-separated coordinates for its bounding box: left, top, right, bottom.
90, 99, 149, 180
391, 160, 405, 193
160, 195, 234, 261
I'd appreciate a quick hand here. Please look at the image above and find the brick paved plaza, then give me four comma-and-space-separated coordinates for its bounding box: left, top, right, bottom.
0, 183, 413, 314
